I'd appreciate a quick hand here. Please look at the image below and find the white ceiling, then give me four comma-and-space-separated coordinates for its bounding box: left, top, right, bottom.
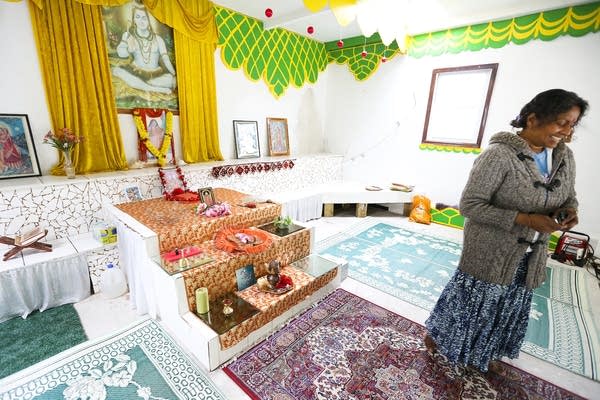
212, 0, 590, 43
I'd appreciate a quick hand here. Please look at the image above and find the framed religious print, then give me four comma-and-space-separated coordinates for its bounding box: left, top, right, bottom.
233, 120, 260, 159
198, 187, 216, 206
133, 108, 175, 166
266, 117, 290, 156
422, 63, 498, 148
102, 1, 178, 112
0, 114, 41, 180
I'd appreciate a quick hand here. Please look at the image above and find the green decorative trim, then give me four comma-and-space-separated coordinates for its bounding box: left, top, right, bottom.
430, 207, 464, 229
409, 2, 600, 58
419, 143, 481, 154
215, 6, 328, 98
326, 35, 401, 81
325, 3, 599, 80
214, 3, 599, 92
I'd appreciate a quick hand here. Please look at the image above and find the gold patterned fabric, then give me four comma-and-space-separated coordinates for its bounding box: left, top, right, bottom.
181, 228, 311, 311
218, 266, 337, 349
115, 188, 281, 253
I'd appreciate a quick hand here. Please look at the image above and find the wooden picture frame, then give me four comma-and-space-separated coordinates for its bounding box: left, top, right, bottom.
421, 63, 498, 148
266, 117, 290, 156
233, 120, 260, 159
198, 187, 216, 206
0, 114, 41, 180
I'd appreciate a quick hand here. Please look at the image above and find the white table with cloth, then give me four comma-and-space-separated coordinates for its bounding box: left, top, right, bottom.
0, 238, 91, 323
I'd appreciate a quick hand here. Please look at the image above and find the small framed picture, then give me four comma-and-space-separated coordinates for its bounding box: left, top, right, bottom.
198, 187, 216, 206
0, 114, 42, 180
123, 185, 142, 202
235, 264, 257, 291
233, 120, 260, 159
266, 117, 289, 156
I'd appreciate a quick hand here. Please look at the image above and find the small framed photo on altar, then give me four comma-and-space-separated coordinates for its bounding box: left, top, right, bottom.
198, 187, 216, 206
123, 185, 142, 202
233, 120, 260, 159
266, 117, 289, 156
236, 264, 257, 291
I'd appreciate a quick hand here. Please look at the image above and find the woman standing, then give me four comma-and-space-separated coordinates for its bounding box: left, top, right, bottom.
425, 89, 589, 372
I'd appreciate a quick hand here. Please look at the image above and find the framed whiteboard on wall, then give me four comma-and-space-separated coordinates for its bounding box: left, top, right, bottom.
421, 63, 498, 148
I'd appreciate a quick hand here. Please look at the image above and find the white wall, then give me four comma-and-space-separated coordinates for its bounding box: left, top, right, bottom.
214, 50, 328, 160
324, 33, 600, 238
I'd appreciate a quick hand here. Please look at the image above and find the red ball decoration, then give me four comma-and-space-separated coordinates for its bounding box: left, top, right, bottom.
361, 50, 367, 58
307, 26, 314, 34
337, 40, 344, 48
265, 8, 273, 18
381, 56, 387, 63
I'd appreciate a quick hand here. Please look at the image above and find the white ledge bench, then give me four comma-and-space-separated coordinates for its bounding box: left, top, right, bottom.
264, 181, 414, 220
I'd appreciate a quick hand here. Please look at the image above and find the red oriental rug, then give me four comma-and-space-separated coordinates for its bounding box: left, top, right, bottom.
224, 289, 583, 400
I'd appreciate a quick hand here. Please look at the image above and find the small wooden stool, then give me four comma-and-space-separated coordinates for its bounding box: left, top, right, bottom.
0, 230, 53, 261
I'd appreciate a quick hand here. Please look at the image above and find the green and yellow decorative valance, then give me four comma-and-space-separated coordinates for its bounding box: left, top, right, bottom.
215, 6, 328, 98
215, 2, 599, 96
408, 1, 600, 58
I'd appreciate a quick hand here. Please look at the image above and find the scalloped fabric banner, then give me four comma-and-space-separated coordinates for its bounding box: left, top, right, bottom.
419, 144, 482, 154
327, 39, 400, 81
215, 6, 328, 98
214, 3, 599, 94
408, 2, 600, 58
326, 2, 599, 80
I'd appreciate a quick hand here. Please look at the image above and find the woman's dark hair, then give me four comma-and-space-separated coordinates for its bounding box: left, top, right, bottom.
510, 89, 589, 128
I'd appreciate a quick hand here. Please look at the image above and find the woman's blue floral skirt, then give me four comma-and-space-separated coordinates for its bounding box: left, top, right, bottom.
425, 254, 533, 372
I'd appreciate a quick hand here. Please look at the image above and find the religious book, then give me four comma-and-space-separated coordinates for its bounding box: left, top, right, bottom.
14, 226, 46, 247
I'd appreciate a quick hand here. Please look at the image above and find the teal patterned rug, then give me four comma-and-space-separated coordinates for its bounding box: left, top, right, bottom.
0, 319, 226, 400
317, 220, 600, 381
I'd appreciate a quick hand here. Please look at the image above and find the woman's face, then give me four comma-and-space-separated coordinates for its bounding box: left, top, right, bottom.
528, 106, 581, 148
133, 9, 149, 31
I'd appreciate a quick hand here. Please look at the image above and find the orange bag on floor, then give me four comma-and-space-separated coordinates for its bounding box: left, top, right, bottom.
409, 195, 431, 225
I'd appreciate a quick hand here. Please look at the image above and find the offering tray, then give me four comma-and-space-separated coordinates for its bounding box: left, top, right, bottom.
256, 276, 293, 295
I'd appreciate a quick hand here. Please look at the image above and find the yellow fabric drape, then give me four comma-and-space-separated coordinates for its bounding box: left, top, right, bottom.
29, 0, 128, 174
172, 0, 222, 162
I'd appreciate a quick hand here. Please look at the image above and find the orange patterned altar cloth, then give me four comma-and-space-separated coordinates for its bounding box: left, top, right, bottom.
115, 188, 281, 253
181, 227, 312, 312
220, 266, 337, 349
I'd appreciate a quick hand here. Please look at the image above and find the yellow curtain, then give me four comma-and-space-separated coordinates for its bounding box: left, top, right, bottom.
29, 0, 128, 174
172, 1, 223, 162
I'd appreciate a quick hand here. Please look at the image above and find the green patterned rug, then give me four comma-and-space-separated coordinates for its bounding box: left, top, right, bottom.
317, 219, 600, 381
0, 319, 225, 400
0, 304, 87, 380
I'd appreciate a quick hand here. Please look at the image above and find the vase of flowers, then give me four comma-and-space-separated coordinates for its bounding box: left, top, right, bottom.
43, 128, 82, 179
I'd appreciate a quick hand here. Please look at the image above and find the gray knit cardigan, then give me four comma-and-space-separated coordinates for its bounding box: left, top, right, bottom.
458, 131, 578, 289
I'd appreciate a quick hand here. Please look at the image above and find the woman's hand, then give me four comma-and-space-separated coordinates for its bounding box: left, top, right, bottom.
553, 208, 578, 231
517, 212, 561, 233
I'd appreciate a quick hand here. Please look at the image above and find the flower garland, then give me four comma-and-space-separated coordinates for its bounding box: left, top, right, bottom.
133, 109, 173, 166
158, 166, 189, 200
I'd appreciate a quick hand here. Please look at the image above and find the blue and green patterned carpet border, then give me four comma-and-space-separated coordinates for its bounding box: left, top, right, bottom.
317, 219, 600, 381
0, 318, 226, 400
